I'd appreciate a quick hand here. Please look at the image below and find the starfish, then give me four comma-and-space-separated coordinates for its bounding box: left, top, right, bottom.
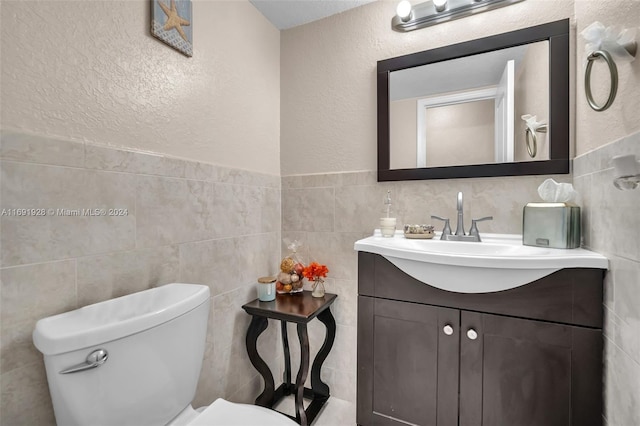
158, 0, 191, 42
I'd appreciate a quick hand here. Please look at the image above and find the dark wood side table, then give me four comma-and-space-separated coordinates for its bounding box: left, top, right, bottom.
242, 291, 337, 426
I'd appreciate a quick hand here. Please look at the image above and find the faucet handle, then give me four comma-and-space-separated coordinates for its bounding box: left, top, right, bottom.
469, 216, 493, 241
431, 215, 452, 240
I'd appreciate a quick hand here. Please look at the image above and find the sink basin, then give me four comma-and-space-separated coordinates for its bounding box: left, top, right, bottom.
354, 231, 608, 293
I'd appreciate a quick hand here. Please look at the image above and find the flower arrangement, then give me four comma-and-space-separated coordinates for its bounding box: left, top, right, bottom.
302, 262, 329, 298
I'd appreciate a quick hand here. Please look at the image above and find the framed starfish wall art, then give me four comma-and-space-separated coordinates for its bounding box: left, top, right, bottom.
152, 0, 193, 57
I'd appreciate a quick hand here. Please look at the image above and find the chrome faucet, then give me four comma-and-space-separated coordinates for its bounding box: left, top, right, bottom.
454, 192, 465, 236
431, 191, 493, 242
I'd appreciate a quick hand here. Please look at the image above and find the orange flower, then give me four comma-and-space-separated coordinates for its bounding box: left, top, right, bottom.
302, 262, 329, 281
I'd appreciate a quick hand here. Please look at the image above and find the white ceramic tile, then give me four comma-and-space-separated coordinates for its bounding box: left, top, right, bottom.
261, 187, 281, 233
183, 161, 216, 181
135, 175, 215, 247
306, 232, 361, 281
210, 285, 255, 352
320, 366, 357, 403
0, 320, 41, 375
225, 375, 262, 406
0, 260, 76, 329
211, 183, 262, 238
335, 185, 395, 234
1, 161, 136, 266
179, 238, 240, 297
339, 171, 377, 187
0, 261, 77, 375
604, 337, 640, 426
611, 256, 640, 328
85, 144, 186, 178
236, 234, 281, 286
282, 173, 342, 189
282, 187, 335, 232
0, 130, 84, 168
0, 362, 56, 425
215, 166, 280, 188
76, 246, 179, 307
396, 179, 473, 231
329, 279, 357, 328
590, 168, 640, 261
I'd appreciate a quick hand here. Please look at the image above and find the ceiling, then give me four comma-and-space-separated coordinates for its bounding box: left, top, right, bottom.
250, 0, 376, 30
390, 42, 540, 101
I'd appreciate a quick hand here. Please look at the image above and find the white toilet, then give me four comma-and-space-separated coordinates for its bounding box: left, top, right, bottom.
32, 283, 297, 426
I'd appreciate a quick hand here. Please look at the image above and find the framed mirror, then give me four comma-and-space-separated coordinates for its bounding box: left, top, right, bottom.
378, 19, 569, 181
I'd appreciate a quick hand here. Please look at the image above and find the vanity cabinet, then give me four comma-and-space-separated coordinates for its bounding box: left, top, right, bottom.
357, 252, 604, 426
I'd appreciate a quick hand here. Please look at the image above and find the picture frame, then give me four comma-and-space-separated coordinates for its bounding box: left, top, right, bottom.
152, 0, 193, 57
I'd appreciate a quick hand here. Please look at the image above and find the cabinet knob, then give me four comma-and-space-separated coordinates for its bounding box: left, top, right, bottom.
467, 329, 478, 340
443, 325, 454, 336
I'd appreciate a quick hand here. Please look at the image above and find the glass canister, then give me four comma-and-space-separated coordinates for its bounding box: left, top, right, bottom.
257, 276, 277, 302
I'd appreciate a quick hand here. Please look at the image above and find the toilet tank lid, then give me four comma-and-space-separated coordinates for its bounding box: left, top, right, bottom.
33, 283, 210, 356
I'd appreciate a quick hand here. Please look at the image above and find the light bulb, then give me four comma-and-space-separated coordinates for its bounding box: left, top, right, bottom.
396, 0, 412, 21
433, 0, 447, 12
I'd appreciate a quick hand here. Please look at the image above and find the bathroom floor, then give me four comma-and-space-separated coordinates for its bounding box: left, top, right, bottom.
273, 395, 355, 425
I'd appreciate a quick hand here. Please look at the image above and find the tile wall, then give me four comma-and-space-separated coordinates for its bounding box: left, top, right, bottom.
0, 130, 282, 425
280, 169, 572, 413
573, 130, 640, 426
3, 127, 637, 425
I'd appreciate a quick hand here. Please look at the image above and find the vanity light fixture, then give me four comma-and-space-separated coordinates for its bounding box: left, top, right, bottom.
396, 0, 413, 22
392, 0, 524, 32
433, 0, 448, 12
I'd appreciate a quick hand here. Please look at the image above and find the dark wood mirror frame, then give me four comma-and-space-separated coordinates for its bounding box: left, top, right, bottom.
378, 19, 570, 182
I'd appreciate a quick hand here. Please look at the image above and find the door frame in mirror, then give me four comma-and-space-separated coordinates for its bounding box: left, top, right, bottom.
378, 19, 569, 181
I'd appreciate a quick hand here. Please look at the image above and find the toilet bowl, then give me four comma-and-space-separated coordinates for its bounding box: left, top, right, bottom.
32, 283, 296, 426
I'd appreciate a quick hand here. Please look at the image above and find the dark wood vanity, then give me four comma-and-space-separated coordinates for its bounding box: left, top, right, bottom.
356, 252, 604, 426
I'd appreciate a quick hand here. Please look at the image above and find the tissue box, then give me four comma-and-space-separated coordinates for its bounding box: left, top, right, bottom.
523, 203, 581, 249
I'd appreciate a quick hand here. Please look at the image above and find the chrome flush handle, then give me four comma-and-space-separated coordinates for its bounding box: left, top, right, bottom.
59, 349, 109, 374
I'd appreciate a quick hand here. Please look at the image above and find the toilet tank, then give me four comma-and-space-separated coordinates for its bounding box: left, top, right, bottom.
33, 283, 210, 426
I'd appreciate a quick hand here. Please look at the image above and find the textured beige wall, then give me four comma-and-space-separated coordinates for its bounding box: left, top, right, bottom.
514, 41, 550, 162
574, 0, 640, 156
424, 100, 494, 167
390, 98, 494, 168
0, 0, 280, 175
280, 0, 574, 175
389, 98, 417, 169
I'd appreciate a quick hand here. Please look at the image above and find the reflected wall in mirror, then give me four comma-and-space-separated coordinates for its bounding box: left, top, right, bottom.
389, 41, 549, 169
378, 19, 569, 181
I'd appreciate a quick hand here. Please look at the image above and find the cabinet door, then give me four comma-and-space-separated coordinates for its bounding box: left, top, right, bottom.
357, 296, 459, 426
459, 311, 602, 426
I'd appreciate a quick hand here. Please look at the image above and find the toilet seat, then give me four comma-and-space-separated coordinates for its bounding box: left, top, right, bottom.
188, 398, 297, 426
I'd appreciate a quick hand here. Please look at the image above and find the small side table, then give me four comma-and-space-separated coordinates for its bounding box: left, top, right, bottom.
242, 291, 337, 426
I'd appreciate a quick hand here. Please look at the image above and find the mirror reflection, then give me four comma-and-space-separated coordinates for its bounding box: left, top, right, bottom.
389, 41, 549, 170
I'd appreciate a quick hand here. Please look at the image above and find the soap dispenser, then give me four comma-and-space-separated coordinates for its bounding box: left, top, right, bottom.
380, 190, 396, 237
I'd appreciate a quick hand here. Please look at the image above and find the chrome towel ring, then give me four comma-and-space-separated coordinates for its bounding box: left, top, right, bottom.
580, 21, 637, 112
524, 122, 547, 159
525, 128, 538, 158
585, 50, 618, 112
